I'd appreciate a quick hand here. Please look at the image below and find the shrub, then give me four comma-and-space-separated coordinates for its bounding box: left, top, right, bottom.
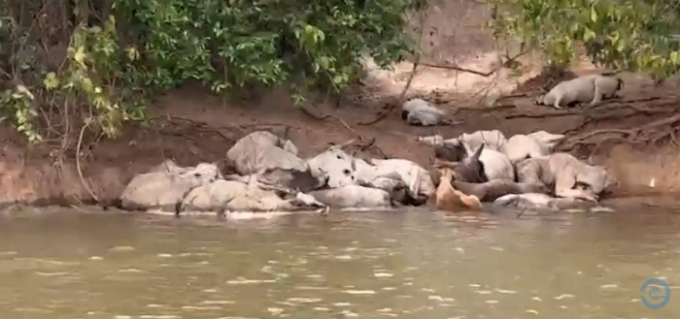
489, 0, 680, 79
0, 0, 426, 143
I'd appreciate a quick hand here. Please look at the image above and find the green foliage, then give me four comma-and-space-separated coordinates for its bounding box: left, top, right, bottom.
489, 0, 680, 80
0, 85, 40, 143
113, 0, 425, 94
0, 0, 426, 143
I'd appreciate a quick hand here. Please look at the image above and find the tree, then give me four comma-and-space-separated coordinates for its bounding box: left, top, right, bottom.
0, 0, 427, 143
489, 0, 680, 80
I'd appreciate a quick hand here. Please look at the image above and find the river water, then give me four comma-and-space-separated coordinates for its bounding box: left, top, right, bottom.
0, 204, 678, 319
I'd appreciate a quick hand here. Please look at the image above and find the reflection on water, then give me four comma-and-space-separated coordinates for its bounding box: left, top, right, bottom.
0, 204, 679, 318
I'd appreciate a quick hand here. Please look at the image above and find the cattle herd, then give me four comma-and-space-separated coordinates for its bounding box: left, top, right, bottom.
115, 73, 622, 217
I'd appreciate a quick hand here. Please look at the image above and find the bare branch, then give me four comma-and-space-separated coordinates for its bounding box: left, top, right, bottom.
418, 61, 498, 77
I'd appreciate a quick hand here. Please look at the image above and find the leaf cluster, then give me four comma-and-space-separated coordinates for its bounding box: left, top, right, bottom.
490, 0, 680, 80
114, 0, 425, 96
0, 0, 426, 143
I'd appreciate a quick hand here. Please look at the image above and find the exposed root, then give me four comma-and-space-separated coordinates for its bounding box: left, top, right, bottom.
298, 104, 331, 121
559, 112, 680, 152
161, 115, 242, 139
562, 100, 677, 136
357, 112, 388, 126
505, 110, 581, 120
505, 98, 665, 120
496, 92, 530, 100
163, 115, 301, 142
76, 119, 100, 204
333, 116, 358, 137
417, 61, 498, 77
334, 135, 388, 159
592, 96, 662, 109
358, 137, 388, 159
326, 115, 389, 157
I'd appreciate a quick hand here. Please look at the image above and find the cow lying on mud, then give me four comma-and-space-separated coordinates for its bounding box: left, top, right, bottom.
116, 125, 617, 217
425, 129, 617, 213
116, 131, 437, 217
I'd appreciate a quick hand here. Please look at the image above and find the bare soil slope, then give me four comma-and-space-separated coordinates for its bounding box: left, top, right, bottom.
3, 63, 680, 206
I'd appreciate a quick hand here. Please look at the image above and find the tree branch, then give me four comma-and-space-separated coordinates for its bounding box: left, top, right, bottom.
417, 61, 497, 77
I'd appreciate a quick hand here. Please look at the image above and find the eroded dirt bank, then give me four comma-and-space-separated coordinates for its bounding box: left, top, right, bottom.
2, 60, 680, 207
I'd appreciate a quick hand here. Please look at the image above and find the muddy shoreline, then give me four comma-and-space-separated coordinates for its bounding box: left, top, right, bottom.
2, 77, 679, 210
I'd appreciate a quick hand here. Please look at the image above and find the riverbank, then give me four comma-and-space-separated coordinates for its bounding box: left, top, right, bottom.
2, 57, 680, 208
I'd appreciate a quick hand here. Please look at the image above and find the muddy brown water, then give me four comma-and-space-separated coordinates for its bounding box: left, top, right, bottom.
0, 204, 679, 319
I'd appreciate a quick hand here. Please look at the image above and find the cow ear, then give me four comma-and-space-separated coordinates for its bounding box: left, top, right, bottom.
471, 144, 484, 160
